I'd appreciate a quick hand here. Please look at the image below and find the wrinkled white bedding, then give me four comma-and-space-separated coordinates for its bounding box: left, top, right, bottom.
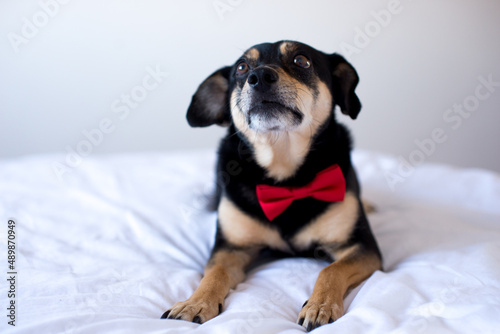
1, 149, 499, 334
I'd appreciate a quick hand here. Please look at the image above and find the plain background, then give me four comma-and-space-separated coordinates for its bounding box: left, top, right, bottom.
1, 0, 499, 173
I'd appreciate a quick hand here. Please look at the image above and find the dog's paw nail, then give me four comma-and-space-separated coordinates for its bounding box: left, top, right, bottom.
306, 322, 313, 332
160, 310, 170, 319
218, 303, 223, 314
328, 317, 334, 324
298, 317, 305, 326
302, 300, 308, 308
193, 316, 201, 324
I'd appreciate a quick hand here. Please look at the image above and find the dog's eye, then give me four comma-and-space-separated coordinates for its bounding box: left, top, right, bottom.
236, 62, 249, 75
294, 55, 310, 69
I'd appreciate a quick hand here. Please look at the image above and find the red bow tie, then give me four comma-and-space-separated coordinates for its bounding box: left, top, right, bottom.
256, 164, 346, 221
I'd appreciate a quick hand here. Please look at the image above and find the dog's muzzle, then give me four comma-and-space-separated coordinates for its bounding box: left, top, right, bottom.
243, 67, 303, 132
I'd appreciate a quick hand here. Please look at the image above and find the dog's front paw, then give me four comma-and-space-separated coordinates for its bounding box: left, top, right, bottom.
161, 298, 223, 324
297, 298, 343, 331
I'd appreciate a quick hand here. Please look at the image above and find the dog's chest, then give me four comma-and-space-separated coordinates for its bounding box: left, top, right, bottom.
218, 192, 359, 253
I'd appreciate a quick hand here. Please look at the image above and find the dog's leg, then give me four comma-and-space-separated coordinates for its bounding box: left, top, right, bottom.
162, 246, 258, 324
297, 244, 381, 331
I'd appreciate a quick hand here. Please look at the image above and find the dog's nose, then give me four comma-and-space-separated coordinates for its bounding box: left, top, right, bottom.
247, 67, 278, 91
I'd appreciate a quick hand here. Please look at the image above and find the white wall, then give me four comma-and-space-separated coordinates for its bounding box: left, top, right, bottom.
1, 0, 499, 173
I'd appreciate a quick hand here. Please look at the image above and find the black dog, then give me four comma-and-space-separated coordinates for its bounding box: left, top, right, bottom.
162, 40, 382, 331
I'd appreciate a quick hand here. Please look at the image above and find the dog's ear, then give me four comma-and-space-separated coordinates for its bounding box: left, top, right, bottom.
329, 54, 361, 120
186, 66, 232, 127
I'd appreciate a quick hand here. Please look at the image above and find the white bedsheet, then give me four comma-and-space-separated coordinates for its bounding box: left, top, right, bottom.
1, 150, 499, 334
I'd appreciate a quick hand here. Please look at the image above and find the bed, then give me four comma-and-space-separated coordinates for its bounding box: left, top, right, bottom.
2, 149, 499, 333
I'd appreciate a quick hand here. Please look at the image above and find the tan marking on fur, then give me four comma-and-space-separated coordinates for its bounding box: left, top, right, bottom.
230, 78, 333, 181
291, 192, 359, 250
244, 48, 260, 61
205, 249, 257, 289
279, 41, 294, 56
332, 244, 360, 261
298, 246, 382, 327
362, 200, 376, 214
166, 248, 257, 323
218, 196, 290, 251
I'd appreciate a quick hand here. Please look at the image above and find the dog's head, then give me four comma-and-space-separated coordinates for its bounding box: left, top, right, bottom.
187, 41, 361, 179
186, 40, 361, 137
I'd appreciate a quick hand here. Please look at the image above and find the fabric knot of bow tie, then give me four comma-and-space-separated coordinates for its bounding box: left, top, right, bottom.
256, 164, 346, 221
